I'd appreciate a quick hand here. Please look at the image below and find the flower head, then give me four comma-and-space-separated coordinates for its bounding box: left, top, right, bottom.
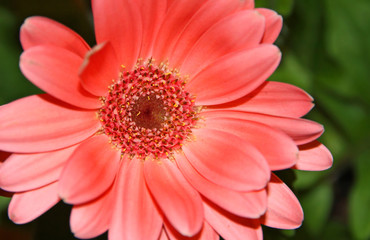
0, 0, 332, 239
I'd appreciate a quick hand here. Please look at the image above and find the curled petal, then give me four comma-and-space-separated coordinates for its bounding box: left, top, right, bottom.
20, 46, 101, 109
8, 182, 60, 224
0, 145, 78, 192
294, 141, 333, 171
0, 94, 100, 153
165, 220, 219, 240
257, 8, 283, 44
92, 0, 142, 69
176, 153, 267, 218
20, 16, 90, 57
186, 45, 281, 105
208, 81, 314, 118
71, 184, 115, 239
203, 110, 324, 145
181, 10, 266, 77
260, 174, 304, 229
110, 158, 162, 240
144, 158, 203, 237
183, 128, 270, 191
204, 201, 262, 240
59, 134, 120, 204
79, 42, 120, 96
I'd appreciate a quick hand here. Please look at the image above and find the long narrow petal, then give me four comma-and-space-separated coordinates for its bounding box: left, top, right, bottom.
137, 0, 167, 58
79, 42, 120, 96
183, 128, 270, 191
260, 174, 304, 229
201, 115, 298, 170
208, 81, 314, 118
203, 110, 324, 145
165, 220, 219, 240
92, 0, 142, 69
8, 182, 60, 224
70, 184, 115, 239
144, 158, 203, 237
176, 153, 267, 218
152, 0, 207, 62
20, 46, 101, 109
0, 95, 100, 153
20, 16, 90, 57
180, 10, 265, 77
110, 158, 162, 240
204, 201, 262, 240
294, 141, 333, 171
257, 8, 283, 44
59, 134, 120, 204
168, 0, 243, 67
0, 145, 78, 192
186, 45, 281, 105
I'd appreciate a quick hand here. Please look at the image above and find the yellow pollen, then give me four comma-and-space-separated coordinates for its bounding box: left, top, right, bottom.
136, 111, 141, 116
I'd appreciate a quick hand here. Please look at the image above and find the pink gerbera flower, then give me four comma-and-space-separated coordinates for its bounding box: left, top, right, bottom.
0, 0, 333, 239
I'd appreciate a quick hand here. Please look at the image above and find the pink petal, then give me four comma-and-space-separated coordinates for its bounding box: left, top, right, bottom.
152, 0, 206, 62
208, 81, 314, 118
109, 158, 162, 240
176, 153, 267, 218
257, 8, 283, 44
0, 94, 100, 153
137, 0, 167, 59
159, 229, 169, 240
144, 158, 203, 237
242, 0, 255, 9
204, 201, 262, 240
294, 141, 333, 171
165, 220, 218, 240
70, 184, 115, 239
20, 16, 90, 57
203, 110, 324, 145
186, 45, 281, 105
260, 174, 304, 229
20, 46, 100, 109
92, 0, 142, 69
8, 182, 60, 224
79, 42, 120, 96
183, 128, 270, 191
0, 145, 78, 192
59, 134, 120, 204
201, 115, 298, 170
180, 10, 265, 77
168, 0, 243, 67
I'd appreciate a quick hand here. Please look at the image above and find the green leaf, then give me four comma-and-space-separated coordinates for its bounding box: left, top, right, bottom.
349, 149, 370, 239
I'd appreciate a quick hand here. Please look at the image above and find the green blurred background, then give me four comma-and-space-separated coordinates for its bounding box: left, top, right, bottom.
0, 0, 369, 239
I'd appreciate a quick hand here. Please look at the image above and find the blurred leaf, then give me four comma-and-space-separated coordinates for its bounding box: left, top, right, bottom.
300, 182, 333, 235
321, 221, 351, 240
349, 149, 370, 239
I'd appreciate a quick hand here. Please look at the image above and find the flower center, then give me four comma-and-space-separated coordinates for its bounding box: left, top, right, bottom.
99, 60, 198, 159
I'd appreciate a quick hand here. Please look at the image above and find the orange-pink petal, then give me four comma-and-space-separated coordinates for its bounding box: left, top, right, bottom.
20, 16, 90, 57
186, 45, 281, 105
260, 174, 304, 229
176, 153, 267, 218
0, 145, 78, 192
109, 158, 162, 240
70, 184, 115, 239
294, 141, 333, 171
183, 128, 270, 191
180, 10, 265, 77
144, 158, 203, 237
20, 46, 100, 109
257, 8, 283, 44
165, 220, 218, 240
8, 182, 60, 224
201, 115, 298, 170
209, 81, 314, 118
58, 134, 120, 204
92, 0, 142, 69
0, 94, 100, 153
79, 42, 120, 96
204, 201, 263, 240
